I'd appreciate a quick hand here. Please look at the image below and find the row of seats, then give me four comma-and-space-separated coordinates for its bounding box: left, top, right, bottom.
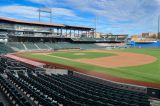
0, 43, 14, 54
24, 73, 90, 106
37, 73, 116, 106
0, 102, 4, 106
50, 74, 147, 101
60, 74, 146, 97
7, 42, 25, 50
7, 72, 59, 106
6, 42, 105, 51
0, 74, 32, 106
16, 71, 149, 106
0, 57, 151, 106
24, 43, 38, 50
39, 73, 150, 106
20, 72, 90, 106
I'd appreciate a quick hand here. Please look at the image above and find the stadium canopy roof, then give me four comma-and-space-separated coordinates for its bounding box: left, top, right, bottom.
0, 17, 93, 30
64, 25, 94, 30
112, 34, 128, 36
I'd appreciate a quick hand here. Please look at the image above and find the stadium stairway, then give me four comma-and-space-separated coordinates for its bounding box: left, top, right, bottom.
36, 43, 50, 50
24, 43, 38, 50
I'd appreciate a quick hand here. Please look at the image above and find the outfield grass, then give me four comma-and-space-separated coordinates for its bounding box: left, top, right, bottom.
21, 48, 160, 84
49, 51, 115, 59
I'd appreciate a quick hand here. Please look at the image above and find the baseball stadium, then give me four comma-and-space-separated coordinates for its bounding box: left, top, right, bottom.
0, 10, 160, 106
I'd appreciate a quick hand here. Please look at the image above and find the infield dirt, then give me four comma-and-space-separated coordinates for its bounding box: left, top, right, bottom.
76, 50, 157, 68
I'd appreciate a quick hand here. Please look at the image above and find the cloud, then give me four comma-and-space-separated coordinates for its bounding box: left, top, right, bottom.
65, 0, 160, 34
67, 0, 156, 21
0, 5, 78, 21
27, 0, 66, 7
155, 0, 160, 4
0, 4, 91, 28
52, 8, 77, 17
27, 0, 53, 4
0, 5, 37, 19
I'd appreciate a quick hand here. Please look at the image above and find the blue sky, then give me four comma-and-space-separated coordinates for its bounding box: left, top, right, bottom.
0, 0, 160, 35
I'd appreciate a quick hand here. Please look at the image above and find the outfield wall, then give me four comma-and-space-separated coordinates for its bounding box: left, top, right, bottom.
128, 41, 160, 47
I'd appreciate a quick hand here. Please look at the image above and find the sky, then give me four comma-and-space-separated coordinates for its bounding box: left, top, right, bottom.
0, 0, 160, 35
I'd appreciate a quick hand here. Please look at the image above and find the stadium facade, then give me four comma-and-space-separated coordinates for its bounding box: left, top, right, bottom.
0, 17, 128, 43
0, 17, 94, 42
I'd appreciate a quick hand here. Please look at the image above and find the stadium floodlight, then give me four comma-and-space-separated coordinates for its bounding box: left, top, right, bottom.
38, 8, 52, 23
39, 8, 52, 13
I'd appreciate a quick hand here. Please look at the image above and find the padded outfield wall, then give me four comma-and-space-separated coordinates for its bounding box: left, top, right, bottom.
128, 41, 160, 47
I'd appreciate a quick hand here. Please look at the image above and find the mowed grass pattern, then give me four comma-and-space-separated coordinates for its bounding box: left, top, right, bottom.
21, 48, 160, 84
49, 51, 115, 59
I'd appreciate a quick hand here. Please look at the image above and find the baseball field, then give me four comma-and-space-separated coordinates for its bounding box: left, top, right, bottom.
18, 48, 160, 86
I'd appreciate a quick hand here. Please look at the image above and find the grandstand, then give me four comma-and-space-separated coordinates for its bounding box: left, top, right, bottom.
0, 43, 14, 54
5, 42, 105, 51
0, 17, 129, 56
0, 17, 128, 52
0, 57, 151, 106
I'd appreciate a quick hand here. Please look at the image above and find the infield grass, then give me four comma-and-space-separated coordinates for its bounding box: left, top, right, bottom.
21, 48, 160, 84
49, 51, 115, 59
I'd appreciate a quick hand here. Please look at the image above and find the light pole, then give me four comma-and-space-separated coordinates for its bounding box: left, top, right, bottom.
158, 15, 160, 40
94, 15, 98, 38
